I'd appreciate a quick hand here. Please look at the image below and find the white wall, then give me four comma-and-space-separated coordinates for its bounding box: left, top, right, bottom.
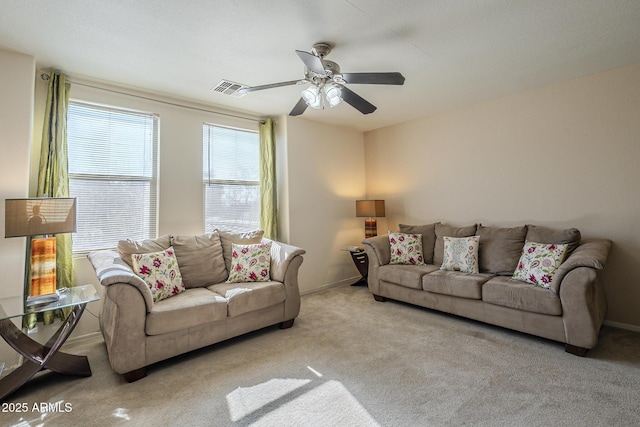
0, 49, 35, 299
283, 117, 367, 293
364, 62, 640, 328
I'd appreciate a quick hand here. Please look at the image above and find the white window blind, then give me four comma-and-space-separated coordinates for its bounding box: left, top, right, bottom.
203, 124, 260, 233
67, 101, 159, 252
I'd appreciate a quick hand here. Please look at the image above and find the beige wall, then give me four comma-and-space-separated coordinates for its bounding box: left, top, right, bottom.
283, 116, 367, 293
0, 49, 35, 299
364, 62, 640, 328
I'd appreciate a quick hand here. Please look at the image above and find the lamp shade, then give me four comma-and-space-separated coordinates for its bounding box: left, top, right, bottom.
5, 197, 76, 238
355, 200, 385, 218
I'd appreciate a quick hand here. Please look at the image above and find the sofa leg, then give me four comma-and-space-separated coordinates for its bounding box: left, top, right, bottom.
279, 319, 295, 329
123, 367, 147, 382
373, 294, 386, 302
565, 344, 589, 357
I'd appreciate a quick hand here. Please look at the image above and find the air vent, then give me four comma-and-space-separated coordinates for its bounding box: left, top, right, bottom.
211, 80, 247, 97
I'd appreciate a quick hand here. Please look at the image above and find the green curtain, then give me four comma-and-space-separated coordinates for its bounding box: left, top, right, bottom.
258, 118, 277, 239
26, 72, 72, 327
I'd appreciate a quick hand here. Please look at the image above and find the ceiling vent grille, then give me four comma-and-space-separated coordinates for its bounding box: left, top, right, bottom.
211, 80, 247, 97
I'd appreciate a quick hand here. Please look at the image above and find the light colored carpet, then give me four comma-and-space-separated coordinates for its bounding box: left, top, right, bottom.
2, 284, 640, 426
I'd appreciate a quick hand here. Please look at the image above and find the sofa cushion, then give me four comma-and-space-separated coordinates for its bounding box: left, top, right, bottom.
227, 242, 272, 283
482, 276, 562, 316
379, 264, 440, 290
434, 223, 477, 266
512, 241, 568, 288
132, 247, 186, 303
389, 231, 425, 265
118, 235, 171, 268
219, 229, 265, 273
209, 281, 286, 317
146, 288, 228, 335
399, 223, 439, 264
441, 236, 479, 273
526, 225, 581, 256
476, 225, 527, 275
171, 232, 228, 288
422, 270, 494, 300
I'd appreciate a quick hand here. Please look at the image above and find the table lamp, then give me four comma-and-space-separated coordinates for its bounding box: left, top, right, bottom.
5, 197, 76, 299
356, 200, 385, 238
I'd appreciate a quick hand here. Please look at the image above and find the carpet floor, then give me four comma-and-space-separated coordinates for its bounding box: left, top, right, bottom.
2, 284, 640, 426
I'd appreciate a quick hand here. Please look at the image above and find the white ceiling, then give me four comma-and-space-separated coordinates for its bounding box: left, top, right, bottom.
1, 0, 639, 132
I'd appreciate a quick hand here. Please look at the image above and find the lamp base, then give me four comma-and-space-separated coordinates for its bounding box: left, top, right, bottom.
30, 237, 57, 297
364, 219, 378, 238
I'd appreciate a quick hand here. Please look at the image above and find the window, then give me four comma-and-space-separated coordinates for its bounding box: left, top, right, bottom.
67, 101, 159, 252
203, 124, 260, 232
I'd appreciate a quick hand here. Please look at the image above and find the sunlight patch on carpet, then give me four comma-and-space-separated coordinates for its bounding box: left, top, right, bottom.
227, 377, 380, 426
227, 378, 311, 421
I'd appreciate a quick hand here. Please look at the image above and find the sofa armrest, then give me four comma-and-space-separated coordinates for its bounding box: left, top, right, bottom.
554, 239, 611, 288
87, 249, 154, 312
265, 239, 306, 283
362, 234, 391, 266
362, 235, 390, 296
555, 239, 610, 349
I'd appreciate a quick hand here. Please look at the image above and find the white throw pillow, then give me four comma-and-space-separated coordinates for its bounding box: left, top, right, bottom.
132, 247, 186, 303
227, 242, 272, 283
440, 236, 480, 273
389, 231, 425, 265
512, 241, 568, 288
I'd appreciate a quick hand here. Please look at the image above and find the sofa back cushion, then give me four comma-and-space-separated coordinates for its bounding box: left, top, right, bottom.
434, 223, 477, 266
171, 232, 228, 288
399, 222, 439, 264
526, 225, 581, 256
219, 229, 265, 273
476, 225, 527, 275
118, 235, 172, 269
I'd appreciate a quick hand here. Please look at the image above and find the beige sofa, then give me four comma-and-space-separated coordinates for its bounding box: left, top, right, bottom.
363, 223, 611, 355
88, 230, 304, 381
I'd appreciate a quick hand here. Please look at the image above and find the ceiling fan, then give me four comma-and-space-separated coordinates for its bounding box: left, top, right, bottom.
237, 42, 405, 116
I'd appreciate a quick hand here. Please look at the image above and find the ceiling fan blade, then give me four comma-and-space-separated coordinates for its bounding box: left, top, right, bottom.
289, 98, 308, 116
340, 72, 405, 85
340, 86, 377, 115
295, 50, 326, 75
238, 80, 304, 95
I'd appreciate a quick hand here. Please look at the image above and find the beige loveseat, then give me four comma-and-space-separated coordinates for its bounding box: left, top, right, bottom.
88, 230, 305, 381
363, 223, 611, 355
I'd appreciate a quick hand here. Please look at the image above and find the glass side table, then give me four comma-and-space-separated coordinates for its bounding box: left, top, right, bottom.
0, 284, 100, 402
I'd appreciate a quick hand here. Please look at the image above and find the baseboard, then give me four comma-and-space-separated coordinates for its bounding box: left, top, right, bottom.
301, 276, 361, 296
603, 320, 640, 333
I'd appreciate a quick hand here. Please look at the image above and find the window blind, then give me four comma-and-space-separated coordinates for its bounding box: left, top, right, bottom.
67, 101, 158, 252
202, 124, 260, 233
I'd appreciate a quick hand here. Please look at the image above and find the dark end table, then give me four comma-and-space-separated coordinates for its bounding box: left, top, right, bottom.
0, 284, 100, 401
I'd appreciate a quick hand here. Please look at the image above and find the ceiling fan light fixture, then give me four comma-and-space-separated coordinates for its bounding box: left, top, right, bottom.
324, 83, 343, 108
301, 85, 322, 109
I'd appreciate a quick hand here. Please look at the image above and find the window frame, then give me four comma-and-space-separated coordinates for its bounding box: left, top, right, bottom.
202, 122, 261, 233
67, 100, 159, 254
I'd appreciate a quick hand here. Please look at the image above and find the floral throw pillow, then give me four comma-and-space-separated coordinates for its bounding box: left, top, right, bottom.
389, 231, 425, 265
441, 236, 480, 273
513, 241, 568, 288
227, 242, 272, 283
132, 247, 186, 303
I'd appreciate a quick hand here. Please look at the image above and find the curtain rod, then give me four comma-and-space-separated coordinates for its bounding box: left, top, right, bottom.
40, 72, 266, 124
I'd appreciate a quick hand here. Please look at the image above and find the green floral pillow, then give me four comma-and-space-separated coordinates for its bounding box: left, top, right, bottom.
227, 242, 272, 283
132, 247, 186, 302
441, 236, 480, 273
389, 231, 425, 265
512, 241, 568, 288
